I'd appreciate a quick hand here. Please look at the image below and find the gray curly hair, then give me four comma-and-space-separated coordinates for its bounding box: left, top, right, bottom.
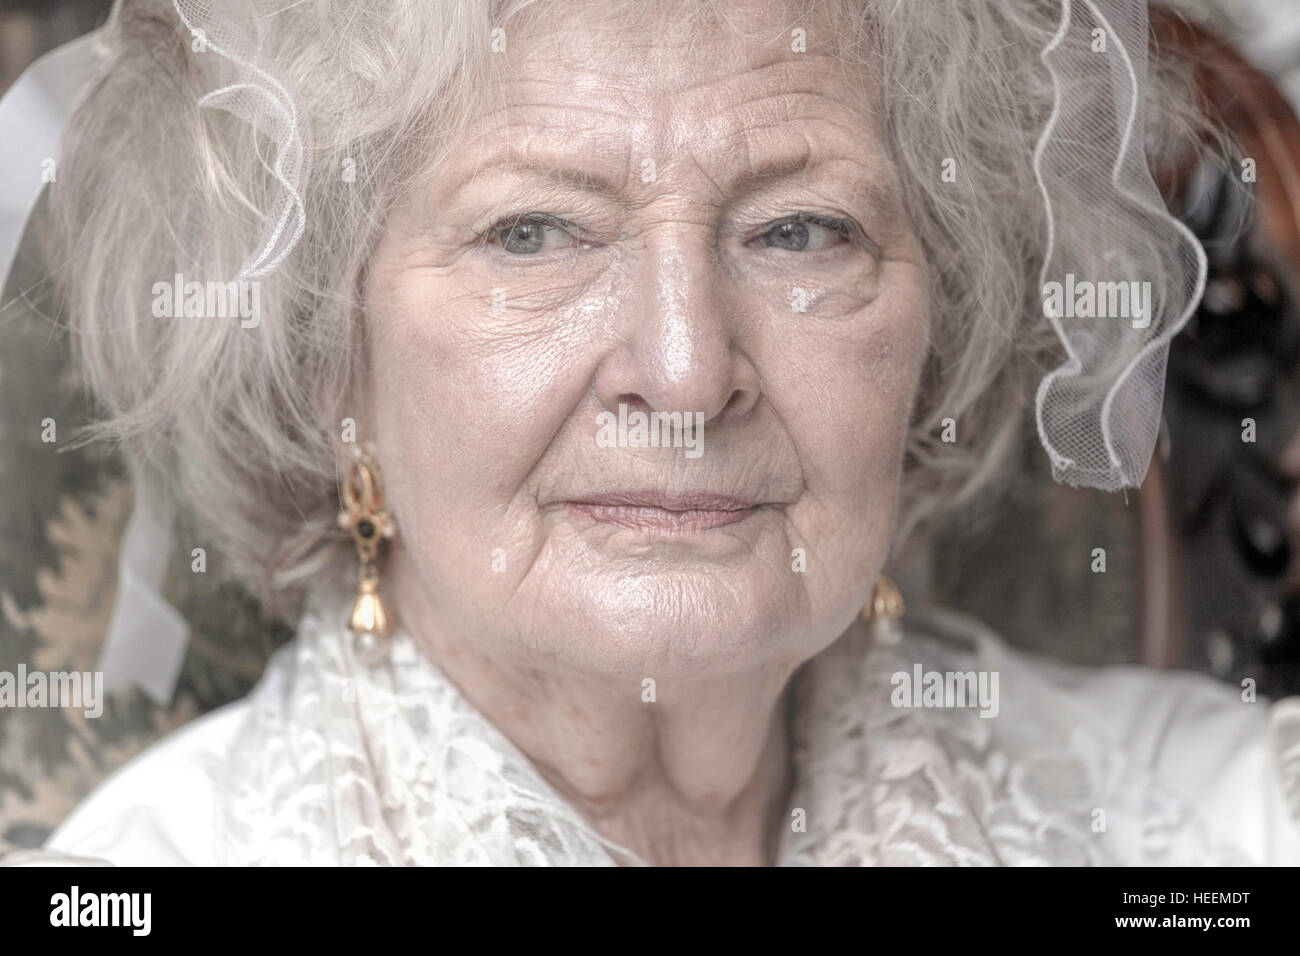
47, 0, 1220, 616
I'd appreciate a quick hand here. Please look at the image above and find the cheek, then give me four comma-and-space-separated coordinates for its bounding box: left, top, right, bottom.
365, 256, 628, 586
369, 268, 574, 485
806, 269, 930, 613
365, 238, 647, 490
762, 261, 929, 507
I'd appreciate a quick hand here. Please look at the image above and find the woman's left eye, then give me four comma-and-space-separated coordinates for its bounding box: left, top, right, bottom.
753, 216, 852, 252
486, 214, 580, 255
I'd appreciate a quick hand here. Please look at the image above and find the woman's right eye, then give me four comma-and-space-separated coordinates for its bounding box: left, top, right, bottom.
487, 214, 580, 255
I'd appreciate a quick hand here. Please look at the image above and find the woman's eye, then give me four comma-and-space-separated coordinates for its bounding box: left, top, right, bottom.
488, 215, 578, 255
756, 216, 850, 252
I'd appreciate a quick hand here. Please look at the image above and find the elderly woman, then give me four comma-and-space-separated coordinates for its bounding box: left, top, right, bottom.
13, 0, 1300, 866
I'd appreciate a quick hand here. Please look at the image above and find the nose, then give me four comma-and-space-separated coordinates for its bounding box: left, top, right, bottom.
593, 230, 761, 425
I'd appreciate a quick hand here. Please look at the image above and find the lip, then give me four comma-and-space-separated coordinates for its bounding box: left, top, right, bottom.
562, 492, 761, 534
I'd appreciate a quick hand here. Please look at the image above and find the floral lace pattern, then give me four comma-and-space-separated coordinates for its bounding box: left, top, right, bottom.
217, 599, 630, 865
212, 599, 1256, 866
780, 608, 1251, 865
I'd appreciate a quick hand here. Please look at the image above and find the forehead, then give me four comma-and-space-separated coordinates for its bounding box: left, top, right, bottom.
450, 1, 888, 193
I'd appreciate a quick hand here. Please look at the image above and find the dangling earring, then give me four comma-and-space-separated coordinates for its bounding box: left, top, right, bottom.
337, 448, 396, 664
861, 574, 904, 645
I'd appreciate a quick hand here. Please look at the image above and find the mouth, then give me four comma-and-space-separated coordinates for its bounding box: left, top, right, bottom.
562, 492, 761, 534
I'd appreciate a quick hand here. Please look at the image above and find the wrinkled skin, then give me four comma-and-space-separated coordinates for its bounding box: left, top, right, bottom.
363, 0, 930, 864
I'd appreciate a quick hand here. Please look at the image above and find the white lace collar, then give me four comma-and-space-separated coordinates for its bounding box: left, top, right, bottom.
212, 599, 1251, 865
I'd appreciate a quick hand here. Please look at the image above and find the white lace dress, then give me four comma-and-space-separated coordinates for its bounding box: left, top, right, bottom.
23, 599, 1300, 866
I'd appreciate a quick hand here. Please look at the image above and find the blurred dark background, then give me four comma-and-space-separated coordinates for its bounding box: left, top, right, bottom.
0, 1, 108, 90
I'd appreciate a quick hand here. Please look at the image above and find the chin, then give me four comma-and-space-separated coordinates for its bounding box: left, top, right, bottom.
517, 570, 807, 677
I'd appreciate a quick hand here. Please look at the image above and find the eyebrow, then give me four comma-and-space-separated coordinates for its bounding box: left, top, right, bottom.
455, 144, 907, 228
710, 147, 905, 224
466, 155, 626, 198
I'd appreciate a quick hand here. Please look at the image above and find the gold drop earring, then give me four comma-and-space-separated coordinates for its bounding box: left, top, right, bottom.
862, 574, 904, 645
337, 448, 397, 664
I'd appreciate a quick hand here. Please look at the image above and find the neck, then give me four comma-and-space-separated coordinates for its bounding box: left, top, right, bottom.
388, 548, 801, 866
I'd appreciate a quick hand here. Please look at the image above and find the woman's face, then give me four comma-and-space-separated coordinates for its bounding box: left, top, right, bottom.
366, 1, 930, 679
